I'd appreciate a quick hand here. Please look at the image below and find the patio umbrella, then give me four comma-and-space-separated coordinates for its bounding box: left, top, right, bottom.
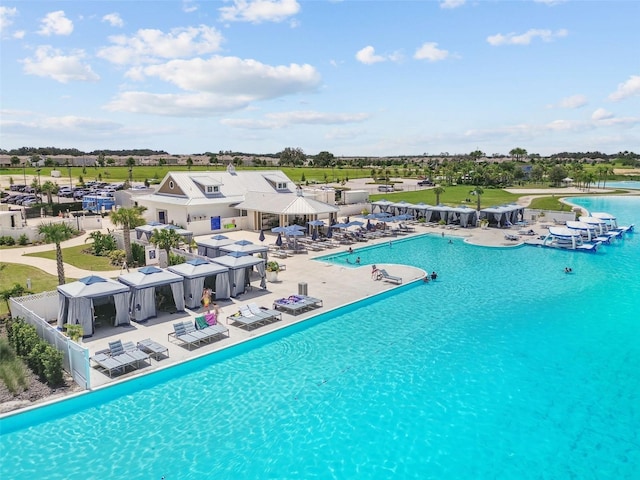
326, 227, 333, 239
347, 220, 364, 228
258, 230, 265, 242
275, 233, 283, 247
366, 219, 373, 230
311, 229, 318, 241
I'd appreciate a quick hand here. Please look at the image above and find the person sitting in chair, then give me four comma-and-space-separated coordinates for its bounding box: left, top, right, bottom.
371, 264, 381, 280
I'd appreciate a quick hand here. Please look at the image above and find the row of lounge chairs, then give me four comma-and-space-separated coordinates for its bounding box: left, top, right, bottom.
168, 319, 229, 350
272, 294, 323, 315
91, 339, 153, 377
226, 303, 282, 330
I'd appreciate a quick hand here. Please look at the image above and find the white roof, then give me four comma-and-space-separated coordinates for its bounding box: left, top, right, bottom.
136, 170, 297, 206
234, 192, 338, 215
549, 227, 581, 237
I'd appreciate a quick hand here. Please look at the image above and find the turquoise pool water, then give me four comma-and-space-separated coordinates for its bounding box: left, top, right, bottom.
605, 180, 640, 190
1, 196, 639, 479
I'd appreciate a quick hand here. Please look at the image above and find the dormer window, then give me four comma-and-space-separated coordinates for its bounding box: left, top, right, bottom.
276, 182, 287, 190
206, 185, 219, 194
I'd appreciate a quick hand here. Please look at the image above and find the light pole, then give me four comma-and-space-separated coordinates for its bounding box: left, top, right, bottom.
36, 168, 42, 200
67, 165, 72, 189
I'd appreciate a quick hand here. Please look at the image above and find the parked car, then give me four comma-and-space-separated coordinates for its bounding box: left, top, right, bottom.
377, 185, 394, 192
417, 179, 434, 186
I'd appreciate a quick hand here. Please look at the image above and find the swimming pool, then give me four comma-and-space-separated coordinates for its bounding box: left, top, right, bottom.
605, 180, 640, 190
1, 196, 638, 479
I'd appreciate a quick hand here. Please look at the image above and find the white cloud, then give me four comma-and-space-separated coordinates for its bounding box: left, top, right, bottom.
0, 6, 17, 32
97, 25, 223, 65
105, 91, 252, 116
355, 46, 386, 65
106, 56, 321, 116
38, 10, 73, 36
608, 75, 640, 101
221, 110, 370, 129
13, 30, 25, 39
487, 28, 568, 46
134, 56, 320, 96
558, 94, 587, 109
219, 0, 300, 23
102, 13, 124, 28
592, 108, 614, 121
183, 1, 199, 13
22, 46, 99, 83
440, 0, 465, 9
414, 42, 449, 62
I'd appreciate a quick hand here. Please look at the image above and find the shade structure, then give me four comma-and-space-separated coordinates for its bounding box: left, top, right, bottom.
118, 266, 185, 322
196, 235, 234, 258
210, 252, 267, 296
57, 276, 131, 336
220, 240, 269, 259
168, 259, 231, 307
307, 220, 326, 227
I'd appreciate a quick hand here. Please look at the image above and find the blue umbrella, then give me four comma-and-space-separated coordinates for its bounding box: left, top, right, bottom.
366, 219, 373, 230
275, 233, 283, 247
312, 229, 318, 241
326, 227, 333, 239
258, 230, 265, 242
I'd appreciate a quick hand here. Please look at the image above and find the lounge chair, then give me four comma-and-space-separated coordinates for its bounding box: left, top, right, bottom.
122, 341, 151, 368
91, 352, 127, 377
227, 308, 267, 330
378, 269, 402, 284
137, 338, 169, 361
272, 295, 323, 315
194, 315, 230, 341
168, 322, 202, 350
108, 340, 140, 369
247, 302, 282, 324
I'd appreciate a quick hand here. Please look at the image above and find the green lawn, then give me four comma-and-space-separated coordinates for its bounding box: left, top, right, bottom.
0, 263, 73, 316
24, 244, 115, 271
370, 185, 521, 209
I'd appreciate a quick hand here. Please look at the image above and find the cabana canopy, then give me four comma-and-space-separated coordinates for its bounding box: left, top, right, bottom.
480, 205, 524, 227
210, 251, 266, 297
219, 239, 269, 258
168, 258, 230, 307
371, 199, 394, 213
449, 206, 478, 227
57, 275, 130, 336
196, 235, 234, 258
118, 266, 185, 321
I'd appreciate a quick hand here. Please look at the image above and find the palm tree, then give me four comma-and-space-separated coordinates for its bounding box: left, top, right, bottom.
149, 228, 182, 263
38, 222, 75, 285
40, 180, 58, 204
469, 186, 484, 211
110, 206, 147, 264
432, 186, 446, 205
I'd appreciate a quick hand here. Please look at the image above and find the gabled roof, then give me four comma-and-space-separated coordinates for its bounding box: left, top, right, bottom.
234, 192, 339, 215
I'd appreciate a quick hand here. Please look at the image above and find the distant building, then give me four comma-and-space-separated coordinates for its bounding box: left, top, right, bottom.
135, 166, 338, 235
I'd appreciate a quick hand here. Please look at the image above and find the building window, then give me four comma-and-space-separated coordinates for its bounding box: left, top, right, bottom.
206, 185, 219, 193
276, 182, 287, 190
169, 181, 174, 190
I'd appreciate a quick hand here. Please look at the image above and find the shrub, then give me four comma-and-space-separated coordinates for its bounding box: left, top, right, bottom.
0, 357, 30, 395
131, 242, 146, 266
109, 249, 126, 266
3, 236, 15, 246
169, 252, 185, 266
41, 345, 63, 386
18, 234, 29, 246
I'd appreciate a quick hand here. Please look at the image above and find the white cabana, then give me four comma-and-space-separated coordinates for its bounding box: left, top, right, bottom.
118, 266, 185, 322
566, 221, 597, 241
371, 199, 395, 214
428, 205, 454, 224
480, 205, 525, 227
168, 258, 231, 308
196, 234, 234, 258
449, 206, 478, 227
135, 223, 193, 244
210, 251, 266, 297
543, 227, 584, 249
219, 239, 269, 259
57, 276, 131, 337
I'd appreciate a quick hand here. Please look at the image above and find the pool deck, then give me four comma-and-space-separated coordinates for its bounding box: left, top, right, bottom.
2, 214, 545, 393
80, 223, 538, 388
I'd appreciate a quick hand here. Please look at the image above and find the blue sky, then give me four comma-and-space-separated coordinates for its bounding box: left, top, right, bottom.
1, 0, 638, 157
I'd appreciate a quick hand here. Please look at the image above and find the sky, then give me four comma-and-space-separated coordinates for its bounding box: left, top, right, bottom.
1, 0, 639, 157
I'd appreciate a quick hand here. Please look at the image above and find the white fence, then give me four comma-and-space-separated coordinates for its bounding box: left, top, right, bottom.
9, 291, 90, 390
